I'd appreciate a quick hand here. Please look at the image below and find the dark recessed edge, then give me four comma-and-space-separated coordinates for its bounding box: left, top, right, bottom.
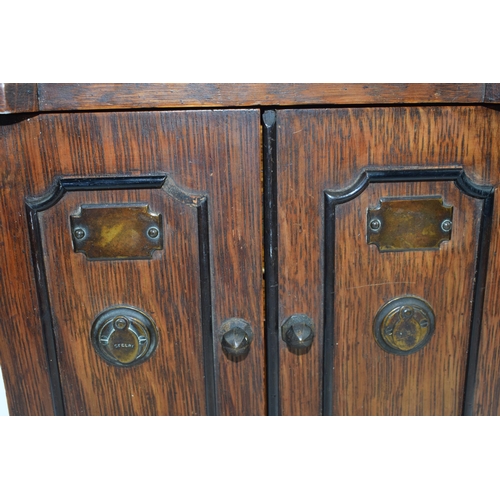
197, 197, 217, 415
26, 174, 168, 211
263, 110, 280, 416
322, 191, 337, 416
25, 205, 66, 416
462, 191, 494, 415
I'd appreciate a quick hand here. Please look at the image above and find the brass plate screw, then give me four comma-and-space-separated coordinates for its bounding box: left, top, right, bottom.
74, 228, 86, 240
148, 227, 159, 238
441, 219, 452, 232
369, 219, 381, 231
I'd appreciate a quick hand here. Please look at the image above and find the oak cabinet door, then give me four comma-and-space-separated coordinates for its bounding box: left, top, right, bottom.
276, 107, 500, 415
1, 110, 264, 415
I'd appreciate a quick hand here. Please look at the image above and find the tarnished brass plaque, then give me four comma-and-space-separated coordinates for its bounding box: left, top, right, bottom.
367, 197, 452, 252
70, 204, 162, 260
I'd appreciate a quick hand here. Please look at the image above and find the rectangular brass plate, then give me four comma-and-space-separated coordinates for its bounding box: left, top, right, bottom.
70, 204, 163, 260
367, 197, 453, 252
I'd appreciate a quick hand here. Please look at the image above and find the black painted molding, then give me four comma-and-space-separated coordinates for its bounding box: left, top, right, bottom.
263, 110, 280, 416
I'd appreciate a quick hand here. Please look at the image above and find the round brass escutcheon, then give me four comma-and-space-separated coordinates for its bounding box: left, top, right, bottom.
91, 306, 158, 367
373, 296, 435, 355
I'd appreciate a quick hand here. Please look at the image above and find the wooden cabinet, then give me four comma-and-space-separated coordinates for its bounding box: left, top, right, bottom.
1, 84, 500, 415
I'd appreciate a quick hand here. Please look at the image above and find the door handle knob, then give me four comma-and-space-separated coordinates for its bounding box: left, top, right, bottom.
281, 314, 314, 349
220, 318, 253, 357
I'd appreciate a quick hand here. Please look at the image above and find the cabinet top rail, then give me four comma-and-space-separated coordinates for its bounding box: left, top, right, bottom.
1, 83, 500, 114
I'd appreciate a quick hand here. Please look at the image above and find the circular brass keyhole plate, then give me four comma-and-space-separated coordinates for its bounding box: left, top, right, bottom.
373, 296, 435, 355
91, 306, 158, 367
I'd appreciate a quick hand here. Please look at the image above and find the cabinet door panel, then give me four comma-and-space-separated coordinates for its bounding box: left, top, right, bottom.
329, 180, 483, 415
2, 109, 264, 415
37, 187, 210, 415
277, 107, 500, 415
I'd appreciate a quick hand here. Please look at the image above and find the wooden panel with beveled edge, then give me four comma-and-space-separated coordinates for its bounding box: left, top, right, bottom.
0, 109, 264, 416
330, 180, 480, 415
276, 106, 500, 416
39, 187, 207, 415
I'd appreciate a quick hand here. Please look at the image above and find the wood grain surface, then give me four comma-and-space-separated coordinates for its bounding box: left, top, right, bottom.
484, 84, 500, 103
35, 84, 490, 112
0, 109, 265, 415
0, 83, 39, 114
474, 197, 500, 415
1, 83, 498, 115
0, 175, 53, 415
277, 106, 500, 415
